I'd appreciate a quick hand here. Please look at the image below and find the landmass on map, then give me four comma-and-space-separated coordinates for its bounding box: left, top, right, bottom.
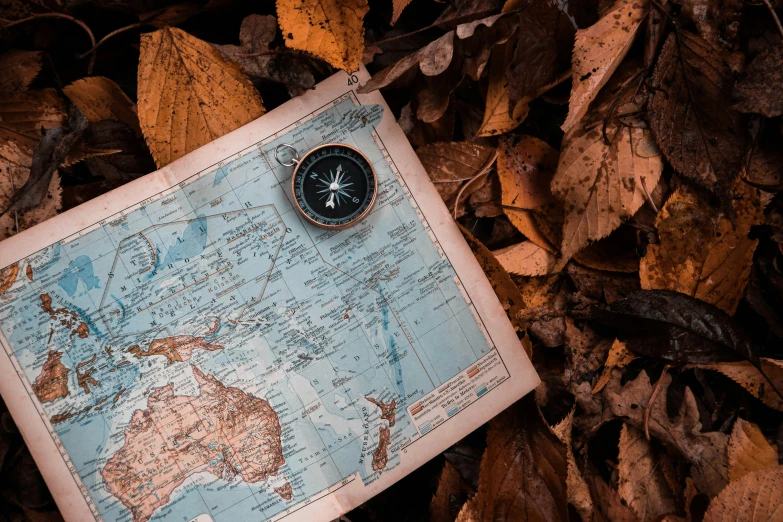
32, 350, 70, 403
127, 335, 223, 364
40, 293, 90, 338
274, 481, 293, 500
0, 262, 19, 293
76, 354, 100, 394
102, 366, 284, 522
365, 397, 396, 427
371, 426, 390, 472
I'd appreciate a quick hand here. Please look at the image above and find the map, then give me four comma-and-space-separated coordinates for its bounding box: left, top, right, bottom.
0, 90, 526, 522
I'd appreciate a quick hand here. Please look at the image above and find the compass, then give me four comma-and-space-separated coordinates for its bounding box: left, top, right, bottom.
276, 143, 377, 229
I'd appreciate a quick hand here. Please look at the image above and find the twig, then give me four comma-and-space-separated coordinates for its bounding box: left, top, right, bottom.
762, 0, 783, 41
645, 364, 671, 440
640, 176, 659, 212
1, 13, 96, 73
233, 49, 300, 58
452, 151, 498, 219
76, 22, 143, 60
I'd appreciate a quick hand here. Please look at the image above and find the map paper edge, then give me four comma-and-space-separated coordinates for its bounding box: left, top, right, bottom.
0, 65, 540, 522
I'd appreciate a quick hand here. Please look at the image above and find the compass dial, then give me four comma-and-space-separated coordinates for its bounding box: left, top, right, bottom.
292, 144, 377, 229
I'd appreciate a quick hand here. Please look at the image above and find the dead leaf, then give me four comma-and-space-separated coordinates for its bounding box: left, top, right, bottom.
214, 14, 315, 97
138, 2, 201, 27
493, 241, 557, 276
63, 77, 141, 136
702, 466, 783, 522
604, 370, 729, 497
640, 178, 763, 315
593, 339, 635, 394
589, 476, 640, 522
82, 120, 156, 182
137, 27, 265, 168
391, 0, 413, 25
733, 46, 783, 118
276, 0, 369, 72
727, 418, 778, 482
689, 358, 783, 411
551, 63, 663, 264
430, 461, 473, 522
498, 134, 558, 211
679, 0, 744, 50
562, 0, 648, 132
476, 39, 529, 137
649, 31, 746, 205
470, 398, 569, 522
416, 141, 496, 201
567, 263, 640, 304
618, 423, 679, 521
0, 89, 66, 138
0, 50, 42, 93
549, 408, 593, 522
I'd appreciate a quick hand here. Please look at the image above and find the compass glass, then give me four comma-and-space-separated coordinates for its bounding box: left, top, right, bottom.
292, 144, 377, 228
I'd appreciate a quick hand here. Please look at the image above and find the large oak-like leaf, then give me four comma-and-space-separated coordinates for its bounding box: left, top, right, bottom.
562, 0, 648, 132
137, 27, 265, 168
733, 46, 783, 118
640, 178, 763, 315
702, 466, 783, 522
649, 31, 746, 203
276, 0, 369, 72
551, 65, 663, 264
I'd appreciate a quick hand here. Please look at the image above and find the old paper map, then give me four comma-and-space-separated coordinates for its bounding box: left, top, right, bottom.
0, 68, 538, 522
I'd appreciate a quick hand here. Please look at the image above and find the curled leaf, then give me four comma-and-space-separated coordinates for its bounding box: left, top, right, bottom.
727, 418, 778, 482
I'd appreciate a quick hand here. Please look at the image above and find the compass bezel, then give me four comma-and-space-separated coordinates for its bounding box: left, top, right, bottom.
290, 143, 378, 230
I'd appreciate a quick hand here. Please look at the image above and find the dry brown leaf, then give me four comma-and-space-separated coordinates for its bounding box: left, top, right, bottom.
618, 424, 679, 521
640, 178, 763, 315
0, 50, 42, 93
551, 65, 663, 265
470, 399, 569, 522
276, 0, 368, 72
476, 40, 529, 137
567, 264, 640, 304
590, 476, 640, 522
734, 46, 783, 118
493, 241, 557, 276
604, 370, 729, 497
702, 466, 783, 522
391, 0, 413, 25
430, 461, 473, 522
593, 339, 635, 394
549, 408, 593, 522
0, 89, 66, 138
416, 141, 496, 202
63, 77, 141, 136
137, 27, 265, 168
690, 358, 783, 411
727, 418, 778, 482
562, 0, 648, 132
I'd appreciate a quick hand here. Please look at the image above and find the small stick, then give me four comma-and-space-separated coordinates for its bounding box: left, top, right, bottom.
452, 150, 498, 219
1, 13, 96, 72
640, 175, 659, 212
762, 0, 783, 41
645, 364, 671, 440
76, 22, 143, 60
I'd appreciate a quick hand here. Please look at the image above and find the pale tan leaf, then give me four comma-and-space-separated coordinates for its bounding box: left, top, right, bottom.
493, 241, 557, 276
0, 50, 42, 93
593, 339, 635, 394
728, 418, 778, 482
455, 500, 479, 522
499, 134, 558, 210
640, 177, 762, 315
618, 424, 679, 521
551, 66, 662, 265
391, 0, 413, 25
702, 466, 783, 522
276, 0, 369, 72
690, 358, 783, 411
548, 408, 593, 522
562, 0, 648, 132
430, 461, 472, 522
590, 476, 640, 522
476, 40, 529, 137
63, 77, 141, 136
137, 27, 265, 168
416, 141, 496, 201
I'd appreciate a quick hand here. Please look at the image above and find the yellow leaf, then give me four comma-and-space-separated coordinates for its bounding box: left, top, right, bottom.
137, 27, 265, 168
548, 408, 593, 522
702, 466, 783, 522
640, 177, 762, 315
562, 0, 648, 132
728, 418, 778, 482
618, 424, 678, 522
64, 77, 141, 136
276, 0, 369, 72
391, 0, 413, 25
593, 339, 635, 394
476, 40, 529, 137
690, 358, 783, 411
551, 65, 662, 264
492, 241, 557, 276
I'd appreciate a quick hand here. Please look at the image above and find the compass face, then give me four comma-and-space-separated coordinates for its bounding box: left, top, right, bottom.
292, 144, 377, 229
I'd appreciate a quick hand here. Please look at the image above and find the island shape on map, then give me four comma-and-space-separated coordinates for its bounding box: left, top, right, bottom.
32, 350, 70, 403
127, 335, 223, 365
101, 366, 284, 522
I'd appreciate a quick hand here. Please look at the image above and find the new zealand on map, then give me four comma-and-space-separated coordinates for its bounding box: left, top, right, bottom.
0, 77, 537, 522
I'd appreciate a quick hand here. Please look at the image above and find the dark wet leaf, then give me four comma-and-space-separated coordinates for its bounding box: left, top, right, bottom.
82, 120, 155, 182
734, 46, 783, 118
649, 31, 747, 206
568, 290, 760, 365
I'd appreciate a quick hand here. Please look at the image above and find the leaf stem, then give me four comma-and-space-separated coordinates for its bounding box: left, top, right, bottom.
452, 150, 498, 219
1, 13, 96, 73
640, 176, 659, 212
645, 364, 670, 440
76, 22, 143, 61
761, 0, 783, 41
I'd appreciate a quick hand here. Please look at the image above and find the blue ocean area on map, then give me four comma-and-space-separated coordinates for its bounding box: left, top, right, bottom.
0, 96, 497, 522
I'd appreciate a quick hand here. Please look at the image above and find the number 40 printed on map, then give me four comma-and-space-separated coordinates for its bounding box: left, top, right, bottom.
0, 67, 539, 522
